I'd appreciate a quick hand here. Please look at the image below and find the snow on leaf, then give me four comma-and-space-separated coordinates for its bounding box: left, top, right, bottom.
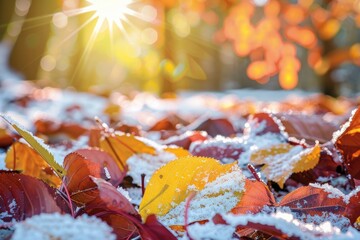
5, 142, 61, 187
217, 211, 360, 240
139, 156, 245, 222
0, 114, 66, 177
158, 166, 245, 226
250, 143, 321, 188
334, 107, 360, 181
11, 213, 116, 240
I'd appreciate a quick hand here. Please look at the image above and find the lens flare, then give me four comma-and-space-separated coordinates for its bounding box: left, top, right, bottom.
87, 0, 133, 26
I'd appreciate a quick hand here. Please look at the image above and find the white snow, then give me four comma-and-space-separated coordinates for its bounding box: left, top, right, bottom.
332, 108, 357, 143
159, 167, 245, 226
182, 210, 359, 240
11, 213, 116, 240
127, 150, 178, 187
0, 151, 6, 170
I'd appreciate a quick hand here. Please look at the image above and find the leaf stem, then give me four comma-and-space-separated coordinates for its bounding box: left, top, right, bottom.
247, 164, 262, 182
141, 174, 146, 197
61, 181, 75, 217
184, 192, 196, 240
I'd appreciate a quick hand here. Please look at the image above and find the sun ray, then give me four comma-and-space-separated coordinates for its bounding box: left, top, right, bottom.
69, 17, 105, 85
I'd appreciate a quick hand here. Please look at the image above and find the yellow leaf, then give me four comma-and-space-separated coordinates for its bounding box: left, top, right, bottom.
1, 115, 66, 177
139, 157, 243, 221
6, 142, 61, 187
250, 143, 320, 188
100, 133, 156, 171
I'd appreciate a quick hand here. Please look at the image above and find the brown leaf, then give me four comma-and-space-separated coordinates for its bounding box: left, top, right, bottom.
275, 113, 339, 144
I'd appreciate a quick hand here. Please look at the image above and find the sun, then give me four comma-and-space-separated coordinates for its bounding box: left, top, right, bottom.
87, 0, 133, 27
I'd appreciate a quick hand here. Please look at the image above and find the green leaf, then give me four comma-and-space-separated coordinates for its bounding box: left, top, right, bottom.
1, 114, 66, 177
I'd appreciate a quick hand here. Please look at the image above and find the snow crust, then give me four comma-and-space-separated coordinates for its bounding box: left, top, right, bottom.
184, 212, 360, 240
11, 213, 116, 240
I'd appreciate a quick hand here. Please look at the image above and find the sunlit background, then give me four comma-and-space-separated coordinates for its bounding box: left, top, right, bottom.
0, 0, 360, 96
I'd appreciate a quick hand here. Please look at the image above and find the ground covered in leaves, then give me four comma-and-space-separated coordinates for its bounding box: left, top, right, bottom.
1, 81, 360, 239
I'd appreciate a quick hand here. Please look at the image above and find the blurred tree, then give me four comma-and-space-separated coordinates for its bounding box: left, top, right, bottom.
0, 1, 15, 40
9, 0, 60, 80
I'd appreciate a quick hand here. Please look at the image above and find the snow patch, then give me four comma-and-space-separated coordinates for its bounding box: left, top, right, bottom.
11, 213, 116, 240
159, 168, 245, 226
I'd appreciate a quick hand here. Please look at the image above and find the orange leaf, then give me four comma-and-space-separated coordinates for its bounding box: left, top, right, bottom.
5, 142, 61, 187
232, 179, 276, 215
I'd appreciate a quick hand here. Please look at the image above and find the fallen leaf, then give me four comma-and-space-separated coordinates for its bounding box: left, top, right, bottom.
63, 153, 102, 205
189, 118, 236, 137
1, 114, 66, 177
275, 113, 339, 144
250, 143, 321, 188
231, 179, 276, 215
279, 184, 346, 218
5, 142, 61, 187
139, 156, 244, 221
74, 148, 126, 186
0, 171, 62, 223
100, 132, 156, 171
335, 107, 360, 181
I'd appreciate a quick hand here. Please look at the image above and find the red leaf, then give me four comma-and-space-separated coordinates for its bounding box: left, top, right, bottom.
0, 171, 62, 223
190, 137, 244, 162
162, 131, 208, 149
290, 144, 344, 185
87, 177, 138, 216
345, 189, 360, 224
63, 153, 102, 205
190, 118, 236, 137
279, 185, 346, 217
245, 113, 281, 136
275, 113, 339, 144
35, 119, 87, 139
335, 107, 360, 180
74, 148, 126, 186
140, 215, 177, 240
149, 118, 178, 131
231, 179, 276, 215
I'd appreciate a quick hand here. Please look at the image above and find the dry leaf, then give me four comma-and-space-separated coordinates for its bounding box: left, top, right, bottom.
250, 143, 321, 188
139, 156, 244, 221
5, 142, 61, 187
100, 133, 156, 171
